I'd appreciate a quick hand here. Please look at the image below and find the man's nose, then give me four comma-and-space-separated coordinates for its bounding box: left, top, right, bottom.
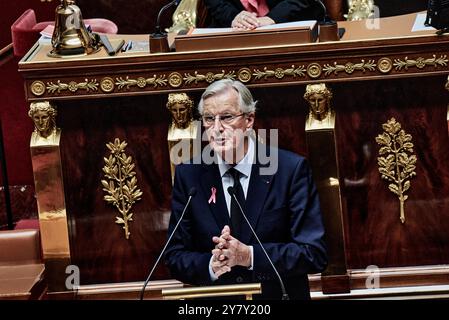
211, 117, 225, 130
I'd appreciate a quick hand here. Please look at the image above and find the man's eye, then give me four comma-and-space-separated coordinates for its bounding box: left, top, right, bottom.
204, 116, 214, 122
221, 115, 233, 121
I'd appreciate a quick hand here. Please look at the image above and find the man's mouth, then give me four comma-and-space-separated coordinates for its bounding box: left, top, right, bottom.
213, 137, 227, 145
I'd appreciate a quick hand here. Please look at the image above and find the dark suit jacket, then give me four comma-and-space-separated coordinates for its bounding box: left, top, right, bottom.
204, 0, 325, 27
165, 146, 328, 299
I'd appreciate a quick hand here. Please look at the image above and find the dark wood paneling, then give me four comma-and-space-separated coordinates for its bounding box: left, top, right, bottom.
252, 86, 308, 156
0, 185, 37, 230
335, 75, 449, 269
77, 0, 173, 34
376, 0, 428, 18
60, 95, 177, 284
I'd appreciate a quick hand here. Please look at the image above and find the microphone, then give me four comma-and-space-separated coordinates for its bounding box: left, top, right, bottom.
314, 0, 328, 22
227, 187, 289, 300
150, 0, 181, 53
139, 187, 196, 300
153, 0, 182, 36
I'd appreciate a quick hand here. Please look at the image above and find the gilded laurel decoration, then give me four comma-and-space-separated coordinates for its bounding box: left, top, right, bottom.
31, 81, 46, 96
168, 72, 183, 87
183, 70, 236, 84
307, 63, 322, 78
323, 60, 376, 76
100, 77, 115, 93
345, 0, 375, 21
253, 65, 305, 80
393, 55, 448, 71
237, 68, 252, 83
46, 79, 98, 94
101, 138, 143, 239
376, 118, 417, 224
377, 57, 393, 73
115, 75, 167, 90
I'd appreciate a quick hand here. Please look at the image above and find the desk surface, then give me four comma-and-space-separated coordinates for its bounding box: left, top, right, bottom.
18, 11, 449, 101
21, 12, 437, 64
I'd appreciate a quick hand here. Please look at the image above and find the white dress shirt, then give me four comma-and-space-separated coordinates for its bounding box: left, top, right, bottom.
209, 138, 255, 281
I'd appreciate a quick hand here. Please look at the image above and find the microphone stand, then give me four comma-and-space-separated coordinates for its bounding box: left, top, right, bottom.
139, 187, 196, 300
149, 0, 179, 53
228, 187, 289, 300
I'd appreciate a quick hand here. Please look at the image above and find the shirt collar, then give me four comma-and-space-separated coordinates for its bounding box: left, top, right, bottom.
218, 137, 255, 178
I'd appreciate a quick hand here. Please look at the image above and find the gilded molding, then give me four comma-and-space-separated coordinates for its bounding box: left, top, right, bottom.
377, 57, 393, 74
307, 63, 322, 78
30, 55, 449, 96
393, 55, 448, 71
183, 70, 236, 84
100, 77, 115, 93
102, 138, 143, 240
237, 68, 252, 83
376, 118, 417, 224
31, 80, 46, 96
116, 75, 167, 90
323, 60, 376, 76
168, 72, 183, 88
253, 65, 305, 80
46, 79, 98, 94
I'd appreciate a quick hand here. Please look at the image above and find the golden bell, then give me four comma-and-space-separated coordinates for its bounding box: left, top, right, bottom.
48, 0, 100, 57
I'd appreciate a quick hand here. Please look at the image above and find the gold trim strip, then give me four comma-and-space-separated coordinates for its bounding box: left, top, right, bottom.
393, 55, 448, 71
116, 75, 167, 90
30, 55, 448, 96
323, 59, 376, 75
162, 283, 261, 300
183, 70, 236, 84
46, 79, 99, 94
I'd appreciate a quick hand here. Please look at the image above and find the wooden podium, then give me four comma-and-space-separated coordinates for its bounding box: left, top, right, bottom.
18, 12, 449, 297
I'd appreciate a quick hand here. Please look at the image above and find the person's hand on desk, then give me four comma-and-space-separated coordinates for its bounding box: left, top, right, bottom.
256, 16, 275, 27
231, 11, 259, 30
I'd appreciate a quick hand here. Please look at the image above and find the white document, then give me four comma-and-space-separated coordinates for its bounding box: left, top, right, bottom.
190, 20, 317, 35
411, 13, 435, 32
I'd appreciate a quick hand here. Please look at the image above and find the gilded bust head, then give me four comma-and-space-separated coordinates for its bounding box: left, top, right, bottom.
303, 83, 333, 121
28, 101, 58, 138
166, 93, 194, 129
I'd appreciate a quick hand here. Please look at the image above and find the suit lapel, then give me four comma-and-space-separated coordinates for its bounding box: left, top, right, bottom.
200, 163, 230, 232
240, 161, 274, 244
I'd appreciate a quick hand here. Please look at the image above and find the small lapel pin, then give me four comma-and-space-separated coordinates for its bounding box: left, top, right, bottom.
208, 187, 217, 204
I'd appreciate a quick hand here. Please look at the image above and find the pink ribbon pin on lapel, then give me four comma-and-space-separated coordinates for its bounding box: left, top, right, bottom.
208, 187, 217, 204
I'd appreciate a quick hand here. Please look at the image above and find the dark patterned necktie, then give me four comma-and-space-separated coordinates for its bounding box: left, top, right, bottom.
228, 167, 245, 239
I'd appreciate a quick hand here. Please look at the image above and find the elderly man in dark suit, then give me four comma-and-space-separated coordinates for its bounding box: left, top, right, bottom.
165, 79, 327, 299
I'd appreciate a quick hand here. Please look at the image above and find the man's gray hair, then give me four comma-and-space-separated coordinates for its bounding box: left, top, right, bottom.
197, 79, 257, 115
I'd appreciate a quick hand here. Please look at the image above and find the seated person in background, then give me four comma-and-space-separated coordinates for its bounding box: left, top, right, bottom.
204, 0, 326, 29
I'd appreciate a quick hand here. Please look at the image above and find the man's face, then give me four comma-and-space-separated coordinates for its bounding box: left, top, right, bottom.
33, 110, 51, 135
170, 103, 189, 128
202, 88, 254, 163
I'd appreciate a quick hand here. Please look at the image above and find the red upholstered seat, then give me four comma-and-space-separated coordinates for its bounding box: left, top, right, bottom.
14, 219, 40, 230
11, 8, 118, 57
